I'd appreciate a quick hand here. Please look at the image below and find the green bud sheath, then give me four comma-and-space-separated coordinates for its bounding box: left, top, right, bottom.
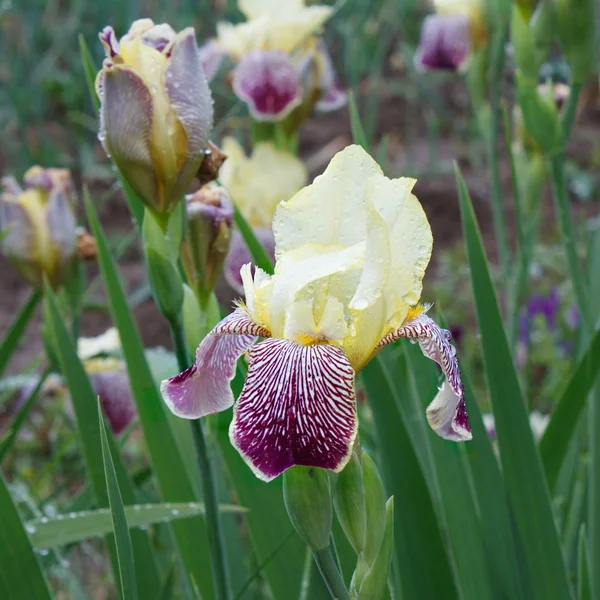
361, 454, 387, 566
283, 466, 332, 552
334, 451, 366, 555
515, 72, 562, 155
555, 0, 596, 84
144, 245, 184, 323
350, 498, 394, 600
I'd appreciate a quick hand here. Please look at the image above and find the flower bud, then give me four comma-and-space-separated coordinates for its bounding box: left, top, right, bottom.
181, 184, 233, 308
283, 466, 332, 552
181, 283, 221, 352
349, 498, 394, 600
554, 0, 596, 84
515, 72, 562, 154
0, 167, 77, 288
85, 358, 137, 435
96, 20, 213, 218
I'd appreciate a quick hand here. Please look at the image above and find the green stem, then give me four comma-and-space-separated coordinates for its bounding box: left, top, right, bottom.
313, 546, 349, 600
487, 26, 511, 275
169, 317, 232, 600
547, 156, 593, 328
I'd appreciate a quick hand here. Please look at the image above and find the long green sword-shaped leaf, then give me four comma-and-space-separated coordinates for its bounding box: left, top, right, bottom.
26, 503, 244, 550
232, 205, 274, 275
44, 285, 160, 598
539, 326, 600, 491
403, 342, 495, 600
0, 289, 40, 379
86, 194, 215, 599
363, 352, 459, 600
0, 473, 53, 600
456, 164, 573, 600
578, 527, 591, 600
100, 403, 139, 600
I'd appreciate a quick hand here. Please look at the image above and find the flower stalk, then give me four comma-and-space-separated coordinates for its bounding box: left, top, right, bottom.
313, 546, 350, 600
168, 315, 233, 600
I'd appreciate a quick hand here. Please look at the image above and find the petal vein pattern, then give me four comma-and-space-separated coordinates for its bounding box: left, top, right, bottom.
161, 308, 270, 419
230, 338, 357, 481
377, 313, 471, 441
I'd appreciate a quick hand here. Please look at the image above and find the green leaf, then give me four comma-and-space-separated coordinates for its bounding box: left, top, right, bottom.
78, 34, 100, 112
403, 342, 496, 600
233, 204, 274, 275
348, 90, 369, 152
100, 403, 139, 600
362, 353, 459, 600
0, 473, 53, 599
456, 163, 573, 599
85, 193, 216, 599
0, 290, 41, 379
0, 368, 49, 462
26, 503, 244, 551
44, 284, 161, 598
578, 527, 591, 600
540, 326, 600, 491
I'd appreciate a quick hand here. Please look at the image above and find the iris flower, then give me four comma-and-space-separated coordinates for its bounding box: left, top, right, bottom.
415, 0, 486, 72
161, 146, 470, 481
219, 137, 307, 293
202, 0, 346, 121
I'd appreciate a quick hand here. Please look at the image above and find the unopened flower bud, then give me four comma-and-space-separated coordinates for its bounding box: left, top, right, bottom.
181, 184, 233, 308
85, 358, 137, 435
283, 466, 332, 552
96, 19, 213, 218
0, 167, 77, 288
516, 72, 562, 154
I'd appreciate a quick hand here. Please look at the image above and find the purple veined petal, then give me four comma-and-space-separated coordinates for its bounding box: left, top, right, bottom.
414, 14, 471, 72
224, 228, 276, 294
99, 65, 158, 210
99, 26, 120, 58
141, 23, 177, 53
230, 338, 358, 482
165, 28, 213, 157
314, 40, 347, 112
161, 307, 271, 419
232, 50, 302, 122
198, 40, 226, 82
377, 312, 471, 441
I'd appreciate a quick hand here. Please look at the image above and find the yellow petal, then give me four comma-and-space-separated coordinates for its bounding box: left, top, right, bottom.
273, 145, 382, 259
220, 137, 307, 228
365, 175, 432, 332
239, 0, 307, 19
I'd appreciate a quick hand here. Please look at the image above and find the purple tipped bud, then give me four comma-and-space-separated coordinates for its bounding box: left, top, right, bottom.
181, 184, 234, 307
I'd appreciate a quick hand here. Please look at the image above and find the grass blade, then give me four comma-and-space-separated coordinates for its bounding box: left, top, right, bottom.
348, 90, 369, 152
539, 325, 600, 491
0, 473, 53, 599
362, 353, 459, 600
78, 34, 100, 112
99, 402, 139, 600
0, 290, 41, 379
233, 205, 274, 275
44, 284, 161, 598
456, 163, 573, 599
85, 193, 216, 598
